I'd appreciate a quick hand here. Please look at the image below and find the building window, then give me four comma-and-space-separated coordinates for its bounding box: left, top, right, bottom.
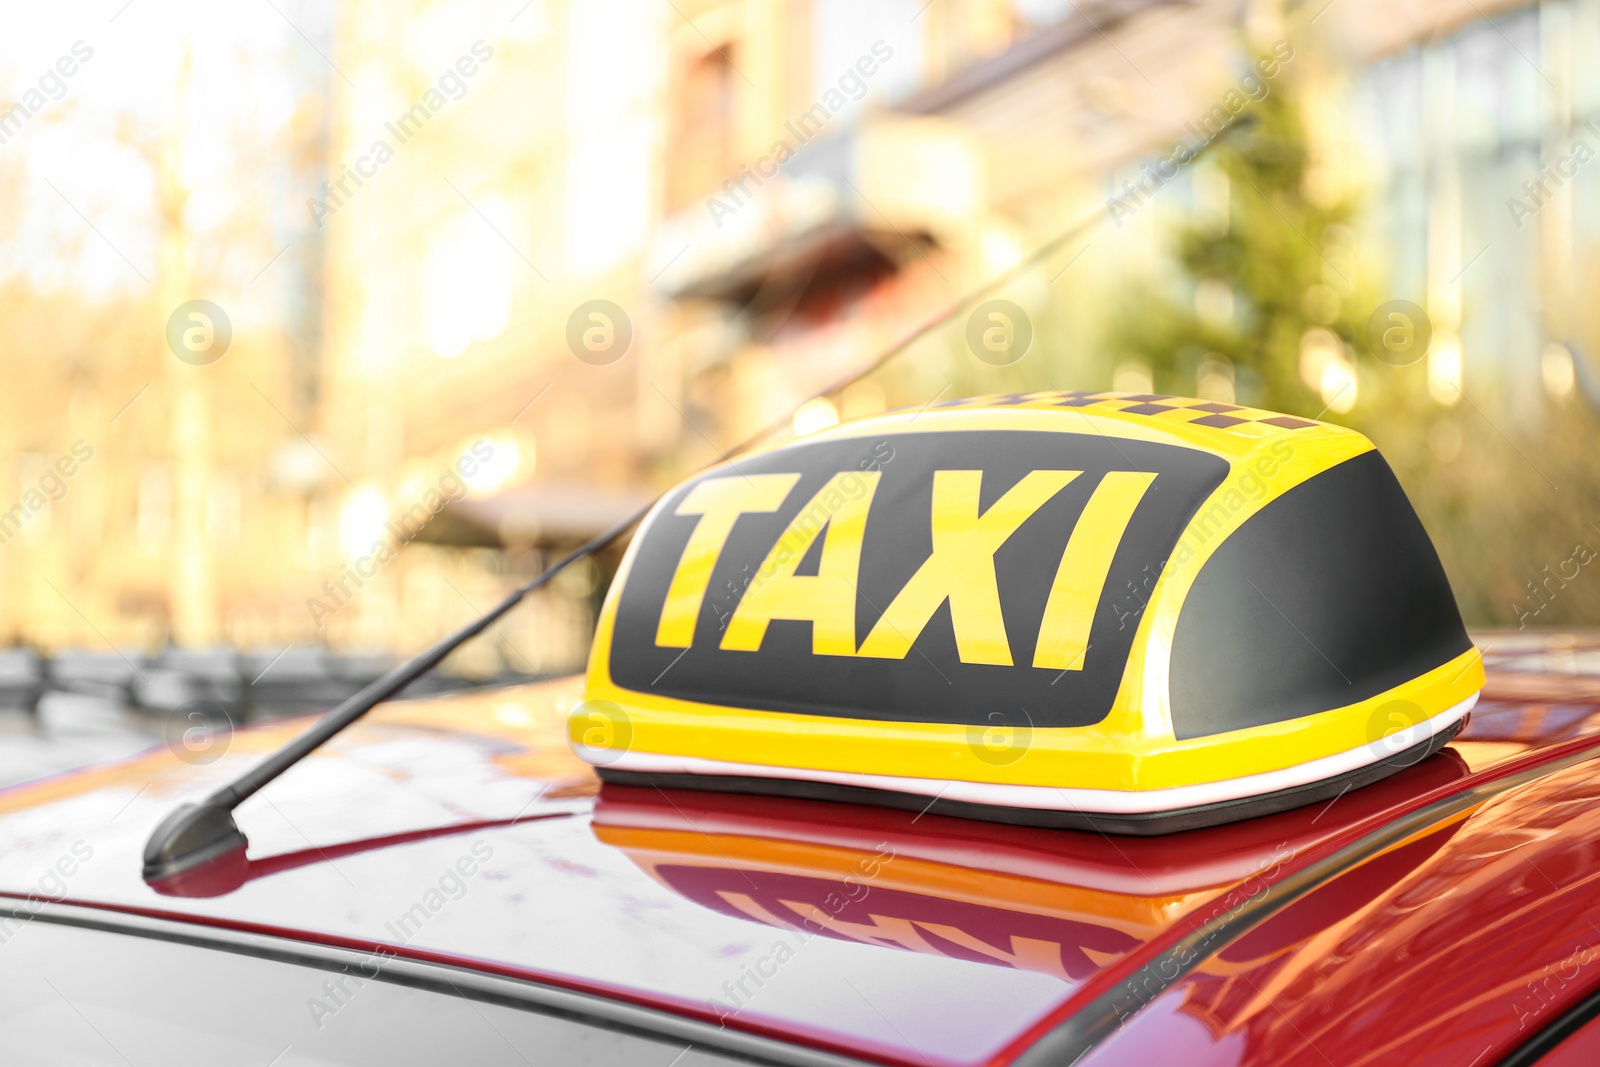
137, 464, 173, 551
666, 45, 739, 214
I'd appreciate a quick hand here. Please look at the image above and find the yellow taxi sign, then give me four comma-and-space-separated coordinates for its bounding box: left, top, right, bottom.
572, 391, 1483, 833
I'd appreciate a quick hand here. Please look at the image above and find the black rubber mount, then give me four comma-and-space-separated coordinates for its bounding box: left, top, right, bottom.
141, 800, 249, 882
596, 719, 1465, 836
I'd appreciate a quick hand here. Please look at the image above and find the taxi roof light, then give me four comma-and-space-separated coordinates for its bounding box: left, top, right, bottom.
572, 391, 1483, 834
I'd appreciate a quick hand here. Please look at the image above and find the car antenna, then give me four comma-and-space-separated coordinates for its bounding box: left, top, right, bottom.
141, 202, 1120, 881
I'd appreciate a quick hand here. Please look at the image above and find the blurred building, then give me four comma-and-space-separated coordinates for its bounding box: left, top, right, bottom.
1336, 0, 1600, 422
646, 0, 1263, 433
308, 0, 1092, 664
3, 0, 1598, 665
0, 4, 334, 654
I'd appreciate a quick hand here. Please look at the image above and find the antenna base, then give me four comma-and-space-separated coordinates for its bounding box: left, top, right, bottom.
141, 800, 248, 883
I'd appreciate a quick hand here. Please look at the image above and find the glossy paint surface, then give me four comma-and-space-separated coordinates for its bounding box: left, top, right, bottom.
0, 634, 1598, 1066
1070, 633, 1600, 1067
1075, 751, 1600, 1067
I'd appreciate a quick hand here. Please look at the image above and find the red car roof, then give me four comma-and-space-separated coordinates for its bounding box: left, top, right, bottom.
2, 634, 1599, 1066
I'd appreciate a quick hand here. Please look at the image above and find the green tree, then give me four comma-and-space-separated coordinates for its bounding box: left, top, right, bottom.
1107, 63, 1367, 415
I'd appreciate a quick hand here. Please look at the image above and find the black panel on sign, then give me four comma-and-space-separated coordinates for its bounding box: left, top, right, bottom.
1169, 450, 1472, 740
610, 430, 1228, 728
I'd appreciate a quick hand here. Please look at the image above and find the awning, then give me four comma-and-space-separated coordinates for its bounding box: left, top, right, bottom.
417, 483, 654, 549
646, 117, 977, 304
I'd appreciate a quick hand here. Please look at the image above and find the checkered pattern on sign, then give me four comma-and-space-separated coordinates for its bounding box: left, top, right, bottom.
928, 391, 1321, 432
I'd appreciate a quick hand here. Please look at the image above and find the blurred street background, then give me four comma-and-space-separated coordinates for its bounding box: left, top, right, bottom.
2, 0, 1598, 780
